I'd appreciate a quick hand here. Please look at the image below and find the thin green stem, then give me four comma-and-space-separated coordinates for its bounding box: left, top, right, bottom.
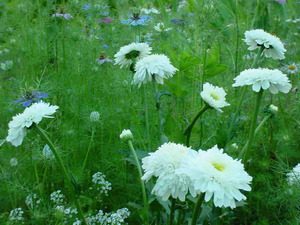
239, 89, 264, 162
191, 193, 205, 225
32, 124, 87, 225
127, 140, 149, 225
255, 114, 272, 135
142, 85, 151, 151
168, 198, 176, 225
82, 129, 95, 174
176, 208, 183, 225
184, 104, 210, 147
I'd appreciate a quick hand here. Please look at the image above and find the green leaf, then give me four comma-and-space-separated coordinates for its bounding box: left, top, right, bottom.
205, 64, 228, 78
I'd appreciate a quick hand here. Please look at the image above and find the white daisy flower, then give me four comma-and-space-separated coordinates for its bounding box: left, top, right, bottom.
287, 163, 300, 185
132, 54, 178, 87
114, 43, 152, 68
281, 62, 299, 74
141, 142, 197, 201
200, 83, 230, 113
6, 101, 59, 147
244, 29, 286, 60
180, 145, 252, 209
232, 68, 292, 94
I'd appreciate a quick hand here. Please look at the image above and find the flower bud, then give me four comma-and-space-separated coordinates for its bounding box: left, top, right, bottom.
120, 129, 133, 141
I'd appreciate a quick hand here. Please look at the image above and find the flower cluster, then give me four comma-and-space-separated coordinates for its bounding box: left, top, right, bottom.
87, 208, 130, 225
1, 60, 13, 70
142, 143, 252, 208
244, 29, 286, 60
9, 208, 25, 224
200, 83, 230, 112
232, 68, 291, 94
91, 172, 112, 196
6, 101, 59, 146
50, 190, 65, 205
287, 163, 300, 185
25, 193, 41, 209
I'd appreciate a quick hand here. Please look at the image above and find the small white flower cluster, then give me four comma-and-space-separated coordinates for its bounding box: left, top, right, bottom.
287, 163, 300, 185
50, 190, 65, 205
10, 158, 18, 167
25, 193, 41, 209
91, 172, 112, 195
54, 205, 78, 224
1, 60, 13, 70
154, 22, 172, 32
9, 208, 24, 224
90, 111, 100, 122
87, 208, 130, 225
142, 143, 252, 208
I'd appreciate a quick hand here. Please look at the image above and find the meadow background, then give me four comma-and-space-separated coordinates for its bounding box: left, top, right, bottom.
0, 0, 299, 224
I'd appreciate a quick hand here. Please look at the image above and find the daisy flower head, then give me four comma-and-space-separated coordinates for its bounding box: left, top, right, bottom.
281, 62, 299, 74
114, 43, 152, 68
287, 163, 300, 185
244, 29, 286, 60
232, 68, 292, 94
141, 142, 197, 201
6, 101, 59, 147
180, 145, 252, 209
132, 54, 178, 88
200, 83, 230, 113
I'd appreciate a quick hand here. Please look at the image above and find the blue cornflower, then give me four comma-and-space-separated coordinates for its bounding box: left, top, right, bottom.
121, 14, 151, 26
82, 4, 91, 10
14, 91, 48, 107
171, 19, 185, 24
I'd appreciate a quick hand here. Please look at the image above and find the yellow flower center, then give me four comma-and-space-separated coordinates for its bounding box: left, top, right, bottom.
212, 162, 226, 171
210, 93, 220, 101
288, 65, 296, 70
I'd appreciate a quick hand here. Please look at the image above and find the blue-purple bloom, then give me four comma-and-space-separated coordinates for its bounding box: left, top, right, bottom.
171, 19, 186, 24
274, 0, 286, 3
82, 3, 91, 10
14, 91, 48, 107
121, 14, 151, 26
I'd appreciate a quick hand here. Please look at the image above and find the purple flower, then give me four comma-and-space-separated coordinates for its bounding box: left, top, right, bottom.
82, 3, 91, 10
102, 45, 109, 49
121, 14, 151, 26
171, 19, 185, 24
14, 91, 48, 107
99, 17, 111, 24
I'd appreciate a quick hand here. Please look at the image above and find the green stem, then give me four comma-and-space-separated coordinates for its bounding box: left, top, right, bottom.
227, 46, 264, 141
127, 140, 149, 225
168, 198, 176, 225
32, 124, 87, 225
239, 89, 264, 162
254, 114, 272, 135
184, 104, 210, 147
82, 129, 95, 174
191, 193, 205, 225
176, 208, 183, 225
142, 85, 151, 151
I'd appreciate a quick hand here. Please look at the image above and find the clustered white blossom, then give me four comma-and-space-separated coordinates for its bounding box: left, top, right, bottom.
1, 60, 13, 70
232, 68, 291, 94
91, 172, 112, 196
287, 163, 300, 185
9, 208, 24, 224
132, 54, 178, 87
90, 111, 100, 122
54, 205, 78, 224
200, 83, 230, 113
142, 143, 252, 208
25, 193, 41, 209
50, 190, 65, 205
244, 29, 286, 60
6, 101, 59, 146
87, 208, 130, 225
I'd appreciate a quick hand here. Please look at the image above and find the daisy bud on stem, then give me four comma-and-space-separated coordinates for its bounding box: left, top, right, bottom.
121, 130, 149, 225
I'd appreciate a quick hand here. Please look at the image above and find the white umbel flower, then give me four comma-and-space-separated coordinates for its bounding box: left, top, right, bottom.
114, 43, 152, 68
132, 54, 178, 87
244, 29, 286, 60
200, 83, 230, 113
287, 163, 300, 185
141, 142, 196, 201
154, 22, 173, 32
180, 145, 252, 209
6, 101, 59, 147
232, 68, 292, 94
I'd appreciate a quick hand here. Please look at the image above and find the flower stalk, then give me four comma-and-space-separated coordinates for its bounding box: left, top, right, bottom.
168, 198, 176, 225
239, 89, 264, 162
127, 140, 149, 225
191, 193, 205, 225
184, 104, 210, 146
32, 124, 87, 225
